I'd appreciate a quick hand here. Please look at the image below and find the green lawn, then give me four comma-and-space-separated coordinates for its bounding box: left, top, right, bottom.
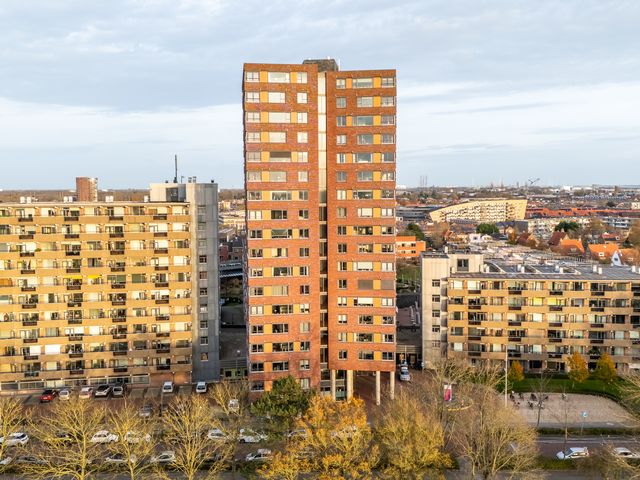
510, 376, 623, 402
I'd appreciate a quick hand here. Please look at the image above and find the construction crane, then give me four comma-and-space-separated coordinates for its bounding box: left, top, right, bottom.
524, 177, 540, 195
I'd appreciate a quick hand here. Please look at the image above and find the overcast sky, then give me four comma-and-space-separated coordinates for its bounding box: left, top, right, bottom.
1, 0, 639, 189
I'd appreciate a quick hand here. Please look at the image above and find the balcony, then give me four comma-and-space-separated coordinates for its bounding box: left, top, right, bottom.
67, 302, 82, 307
590, 339, 605, 344
549, 306, 563, 312
592, 291, 605, 297
65, 251, 81, 257
468, 320, 481, 326
154, 248, 169, 254
109, 232, 124, 238
111, 300, 126, 306
67, 318, 82, 325
156, 315, 170, 322
20, 269, 35, 275
112, 333, 127, 340
23, 338, 38, 344
66, 285, 82, 291
18, 216, 33, 222
548, 322, 563, 327
63, 216, 79, 222
591, 307, 605, 313
508, 306, 522, 311
153, 232, 168, 238
111, 316, 126, 323
508, 289, 524, 295
66, 268, 81, 274
468, 352, 481, 357
468, 289, 481, 295
23, 355, 38, 361
155, 348, 171, 354
508, 321, 522, 327
111, 283, 126, 289
68, 352, 84, 358
110, 266, 125, 272
590, 323, 605, 328
154, 266, 169, 271
155, 332, 170, 338
112, 350, 128, 356
68, 335, 83, 341
113, 367, 128, 373
109, 250, 125, 256
22, 304, 37, 310
24, 371, 39, 378
156, 364, 171, 370
18, 234, 34, 240
70, 369, 84, 375
64, 233, 80, 239
508, 336, 523, 342
108, 215, 124, 221
22, 320, 38, 326
548, 338, 563, 343
19, 251, 35, 258
153, 214, 168, 220
155, 299, 170, 305
548, 353, 563, 359
550, 290, 564, 296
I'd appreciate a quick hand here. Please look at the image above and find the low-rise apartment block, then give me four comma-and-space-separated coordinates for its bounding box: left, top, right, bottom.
430, 199, 527, 223
0, 179, 219, 392
421, 252, 640, 373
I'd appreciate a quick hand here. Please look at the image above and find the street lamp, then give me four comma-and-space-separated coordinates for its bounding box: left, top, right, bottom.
235, 349, 241, 377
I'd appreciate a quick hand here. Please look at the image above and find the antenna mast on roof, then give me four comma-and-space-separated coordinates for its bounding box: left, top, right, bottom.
173, 155, 178, 183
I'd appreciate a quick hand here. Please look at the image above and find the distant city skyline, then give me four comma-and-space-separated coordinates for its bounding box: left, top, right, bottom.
1, 0, 639, 189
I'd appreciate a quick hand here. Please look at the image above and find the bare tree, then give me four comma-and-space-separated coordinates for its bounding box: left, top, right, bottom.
22, 397, 106, 480
104, 400, 158, 480
0, 396, 26, 470
375, 389, 451, 479
160, 394, 229, 480
450, 386, 540, 480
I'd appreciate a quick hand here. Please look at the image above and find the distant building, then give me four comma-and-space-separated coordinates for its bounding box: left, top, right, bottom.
76, 177, 98, 202
430, 199, 527, 223
396, 235, 426, 259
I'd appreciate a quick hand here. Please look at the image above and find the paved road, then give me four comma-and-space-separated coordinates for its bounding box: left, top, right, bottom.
537, 434, 639, 457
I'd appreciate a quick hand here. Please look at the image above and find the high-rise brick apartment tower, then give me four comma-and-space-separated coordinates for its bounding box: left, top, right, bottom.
243, 59, 397, 402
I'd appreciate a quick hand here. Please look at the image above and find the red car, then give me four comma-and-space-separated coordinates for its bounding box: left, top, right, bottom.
39, 389, 58, 403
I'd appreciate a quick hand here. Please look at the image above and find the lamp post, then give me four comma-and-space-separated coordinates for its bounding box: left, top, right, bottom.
504, 346, 508, 407
235, 349, 241, 378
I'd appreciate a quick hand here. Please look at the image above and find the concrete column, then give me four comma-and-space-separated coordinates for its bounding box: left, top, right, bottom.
389, 370, 395, 400
375, 371, 381, 406
346, 369, 354, 400
330, 369, 336, 401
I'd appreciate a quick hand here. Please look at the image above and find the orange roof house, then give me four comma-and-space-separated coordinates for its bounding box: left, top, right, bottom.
554, 238, 585, 257
587, 243, 620, 262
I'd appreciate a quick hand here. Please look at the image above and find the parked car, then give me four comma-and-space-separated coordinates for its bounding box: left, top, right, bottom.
124, 431, 151, 443
59, 388, 72, 401
556, 447, 589, 460
195, 381, 207, 394
238, 428, 267, 444
90, 430, 118, 444
112, 385, 125, 398
150, 450, 175, 464
399, 365, 411, 382
13, 455, 44, 465
39, 389, 58, 403
0, 433, 29, 447
0, 457, 12, 466
138, 404, 153, 418
613, 447, 640, 459
228, 398, 240, 413
287, 428, 307, 439
245, 449, 272, 462
54, 431, 73, 444
105, 453, 137, 464
79, 386, 94, 399
162, 381, 174, 394
207, 428, 228, 441
94, 384, 112, 398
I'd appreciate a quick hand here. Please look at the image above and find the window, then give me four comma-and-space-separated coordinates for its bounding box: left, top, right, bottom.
246, 151, 260, 162
268, 72, 289, 83
300, 341, 310, 352
381, 298, 394, 307
251, 362, 264, 372
247, 191, 262, 202
250, 325, 263, 334
298, 228, 309, 238
357, 96, 373, 107
338, 314, 347, 324
270, 210, 288, 220
246, 171, 261, 182
272, 342, 293, 352
246, 112, 260, 123
298, 171, 308, 182
381, 190, 394, 199
359, 315, 373, 325
354, 297, 374, 307
358, 351, 374, 361
299, 266, 309, 276
336, 135, 346, 145
300, 322, 310, 333
272, 285, 288, 295
246, 132, 260, 143
381, 96, 395, 106
337, 244, 347, 254
381, 172, 395, 181
381, 77, 395, 87
336, 172, 347, 182
382, 334, 394, 343
245, 91, 259, 103
353, 78, 373, 88
273, 266, 292, 276
336, 97, 346, 108
354, 261, 373, 271
300, 303, 310, 314
297, 151, 308, 163
299, 247, 309, 257
358, 244, 373, 253
355, 153, 372, 163
300, 285, 310, 295
353, 190, 373, 199
269, 131, 286, 143
272, 323, 289, 333
381, 115, 395, 125
357, 134, 373, 145
271, 247, 288, 258
382, 316, 395, 325
269, 171, 286, 182
381, 208, 394, 217
338, 332, 347, 342
337, 297, 347, 307
297, 72, 308, 83
337, 207, 347, 218
298, 190, 308, 200
298, 209, 309, 219
250, 268, 263, 277
297, 112, 308, 123
300, 359, 310, 370
382, 152, 395, 163
297, 92, 307, 103
338, 350, 348, 360
336, 116, 347, 126
336, 78, 346, 89
272, 361, 289, 371
268, 112, 290, 123
338, 261, 347, 271
382, 351, 394, 361
337, 190, 346, 200
268, 91, 285, 103
245, 71, 259, 82
354, 116, 373, 126
357, 171, 373, 181
249, 248, 263, 258
356, 333, 374, 342
381, 244, 394, 253
251, 344, 263, 353
297, 132, 308, 143
338, 279, 347, 289
337, 226, 347, 235
271, 191, 292, 201
337, 153, 346, 163
251, 382, 265, 392
381, 134, 395, 144
249, 229, 262, 239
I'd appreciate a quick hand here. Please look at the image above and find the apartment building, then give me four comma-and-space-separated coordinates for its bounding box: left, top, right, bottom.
421, 252, 640, 372
430, 199, 528, 223
243, 59, 397, 402
0, 180, 219, 392
396, 235, 427, 259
